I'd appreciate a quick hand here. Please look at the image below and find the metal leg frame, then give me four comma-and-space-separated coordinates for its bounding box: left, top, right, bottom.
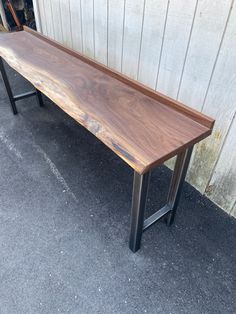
35, 89, 44, 107
166, 147, 193, 226
129, 171, 150, 253
129, 146, 193, 252
0, 57, 43, 114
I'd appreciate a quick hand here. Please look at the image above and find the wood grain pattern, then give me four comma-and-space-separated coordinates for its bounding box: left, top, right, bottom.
0, 29, 214, 174
24, 26, 215, 129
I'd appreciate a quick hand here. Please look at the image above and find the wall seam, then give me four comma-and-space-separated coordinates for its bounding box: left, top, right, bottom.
106, 0, 109, 66
230, 200, 236, 215
49, 0, 55, 39
176, 0, 198, 100
80, 0, 84, 53
155, 0, 170, 90
59, 0, 63, 42
137, 0, 146, 81
120, 0, 126, 73
42, 0, 48, 35
93, 0, 95, 59
68, 0, 73, 47
201, 0, 234, 112
33, 0, 42, 32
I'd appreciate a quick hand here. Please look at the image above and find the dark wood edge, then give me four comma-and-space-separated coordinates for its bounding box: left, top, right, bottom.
23, 26, 215, 130
142, 128, 212, 174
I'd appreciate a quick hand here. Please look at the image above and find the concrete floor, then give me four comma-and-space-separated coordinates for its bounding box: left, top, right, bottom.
0, 63, 235, 314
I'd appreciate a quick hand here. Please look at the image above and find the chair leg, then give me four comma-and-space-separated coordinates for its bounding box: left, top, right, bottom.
129, 171, 150, 252
0, 57, 18, 114
166, 146, 193, 226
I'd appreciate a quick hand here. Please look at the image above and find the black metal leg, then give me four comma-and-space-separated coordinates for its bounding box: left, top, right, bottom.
166, 146, 193, 226
129, 171, 150, 252
36, 89, 44, 107
0, 58, 44, 112
0, 57, 18, 114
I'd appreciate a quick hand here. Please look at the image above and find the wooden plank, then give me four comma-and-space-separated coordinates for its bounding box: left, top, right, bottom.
59, 0, 73, 47
138, 0, 168, 89
50, 0, 63, 42
107, 0, 125, 71
81, 0, 94, 58
70, 0, 83, 52
157, 0, 197, 98
0, 30, 213, 174
122, 0, 144, 79
177, 0, 232, 110
37, 0, 47, 35
32, 0, 41, 32
42, 0, 54, 39
23, 26, 215, 130
94, 0, 108, 65
206, 114, 236, 213
186, 3, 236, 193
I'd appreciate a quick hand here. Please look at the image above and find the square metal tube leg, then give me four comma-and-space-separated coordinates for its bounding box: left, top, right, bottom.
0, 57, 18, 114
36, 89, 44, 107
167, 146, 193, 226
129, 171, 150, 252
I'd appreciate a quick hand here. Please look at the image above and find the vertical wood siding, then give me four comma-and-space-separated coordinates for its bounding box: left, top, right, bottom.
34, 0, 236, 216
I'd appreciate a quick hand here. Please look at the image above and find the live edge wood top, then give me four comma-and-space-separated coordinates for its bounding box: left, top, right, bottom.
0, 28, 215, 174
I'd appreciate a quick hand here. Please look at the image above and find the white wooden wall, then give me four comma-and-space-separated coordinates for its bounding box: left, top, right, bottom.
33, 0, 236, 217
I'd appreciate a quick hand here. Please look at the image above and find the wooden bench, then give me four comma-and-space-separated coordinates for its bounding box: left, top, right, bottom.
0, 27, 214, 252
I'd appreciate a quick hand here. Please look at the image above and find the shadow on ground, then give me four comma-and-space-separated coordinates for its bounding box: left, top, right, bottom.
0, 64, 235, 314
